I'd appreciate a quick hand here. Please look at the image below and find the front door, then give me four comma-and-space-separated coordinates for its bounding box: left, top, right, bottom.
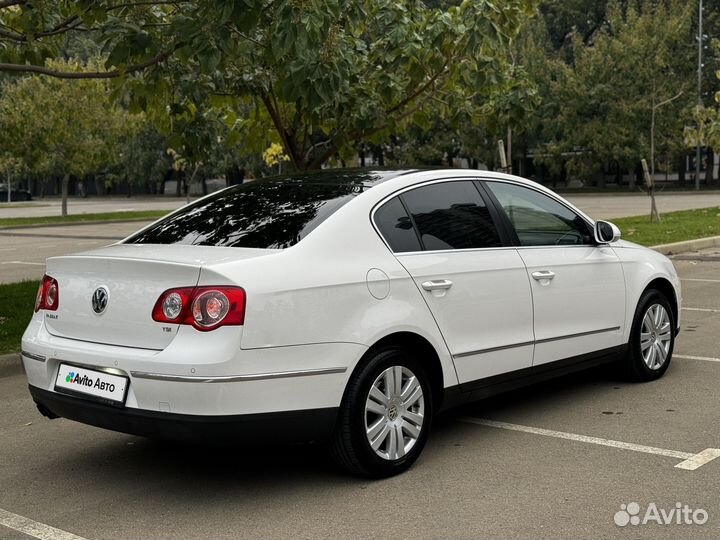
484, 180, 626, 366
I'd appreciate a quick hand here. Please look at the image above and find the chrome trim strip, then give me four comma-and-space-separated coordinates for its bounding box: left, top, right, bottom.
535, 326, 621, 345
130, 366, 348, 383
452, 327, 621, 359
453, 340, 534, 358
21, 350, 46, 362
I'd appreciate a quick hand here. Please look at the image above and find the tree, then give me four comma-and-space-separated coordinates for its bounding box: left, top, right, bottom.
0, 60, 133, 215
532, 0, 695, 187
0, 0, 539, 170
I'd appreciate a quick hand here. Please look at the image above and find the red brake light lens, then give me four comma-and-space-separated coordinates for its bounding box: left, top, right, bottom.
152, 286, 245, 331
35, 274, 59, 312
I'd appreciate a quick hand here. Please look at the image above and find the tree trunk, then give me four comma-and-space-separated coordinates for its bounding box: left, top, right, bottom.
61, 173, 70, 217
175, 171, 182, 197
706, 148, 714, 185
506, 126, 512, 174
678, 154, 686, 185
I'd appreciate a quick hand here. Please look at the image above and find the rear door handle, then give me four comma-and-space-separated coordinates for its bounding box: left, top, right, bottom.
421, 279, 453, 291
531, 270, 555, 281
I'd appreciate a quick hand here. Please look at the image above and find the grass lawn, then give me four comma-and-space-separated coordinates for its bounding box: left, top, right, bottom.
0, 210, 168, 229
0, 281, 38, 354
612, 207, 720, 246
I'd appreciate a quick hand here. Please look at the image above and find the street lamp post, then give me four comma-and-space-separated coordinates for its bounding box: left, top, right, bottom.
696, 0, 703, 191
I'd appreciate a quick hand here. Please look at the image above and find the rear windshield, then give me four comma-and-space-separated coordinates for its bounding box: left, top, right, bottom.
125, 179, 367, 249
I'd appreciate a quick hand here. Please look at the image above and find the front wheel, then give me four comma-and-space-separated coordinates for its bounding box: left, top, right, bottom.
331, 346, 433, 478
625, 289, 675, 381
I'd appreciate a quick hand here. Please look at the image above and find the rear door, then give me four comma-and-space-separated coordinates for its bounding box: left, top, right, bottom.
375, 179, 535, 384
483, 180, 626, 366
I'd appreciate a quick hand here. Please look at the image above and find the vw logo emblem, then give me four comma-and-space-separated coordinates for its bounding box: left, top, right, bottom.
91, 286, 109, 315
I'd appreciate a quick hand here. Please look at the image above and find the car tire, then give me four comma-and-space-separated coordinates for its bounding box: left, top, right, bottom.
331, 346, 433, 478
624, 289, 675, 381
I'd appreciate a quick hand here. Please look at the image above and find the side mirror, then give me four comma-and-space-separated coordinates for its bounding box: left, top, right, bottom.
594, 220, 621, 244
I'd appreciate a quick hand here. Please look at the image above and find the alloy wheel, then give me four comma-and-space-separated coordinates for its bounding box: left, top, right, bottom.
364, 365, 425, 460
640, 303, 672, 370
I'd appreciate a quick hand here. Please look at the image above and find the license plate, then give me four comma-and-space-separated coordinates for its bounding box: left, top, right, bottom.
55, 363, 128, 406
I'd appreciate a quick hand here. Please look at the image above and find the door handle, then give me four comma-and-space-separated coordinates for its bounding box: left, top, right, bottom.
531, 270, 555, 281
421, 279, 453, 291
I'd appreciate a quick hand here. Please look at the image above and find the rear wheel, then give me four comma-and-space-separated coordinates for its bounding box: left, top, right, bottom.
331, 346, 433, 478
625, 289, 675, 381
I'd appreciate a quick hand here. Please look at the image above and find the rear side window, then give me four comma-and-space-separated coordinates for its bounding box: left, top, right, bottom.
400, 181, 501, 251
126, 181, 363, 249
374, 197, 422, 253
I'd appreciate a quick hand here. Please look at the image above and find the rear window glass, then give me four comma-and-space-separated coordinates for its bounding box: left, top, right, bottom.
125, 180, 366, 249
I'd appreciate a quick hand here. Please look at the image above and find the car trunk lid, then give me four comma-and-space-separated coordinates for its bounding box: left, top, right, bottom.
43, 245, 273, 350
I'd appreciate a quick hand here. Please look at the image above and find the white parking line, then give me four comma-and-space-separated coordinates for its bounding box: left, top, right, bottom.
0, 260, 44, 266
0, 508, 88, 540
681, 278, 720, 283
461, 417, 720, 471
682, 307, 720, 313
675, 354, 720, 363
0, 247, 16, 251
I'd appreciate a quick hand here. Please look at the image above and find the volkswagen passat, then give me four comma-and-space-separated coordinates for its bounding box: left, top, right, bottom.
22, 169, 681, 477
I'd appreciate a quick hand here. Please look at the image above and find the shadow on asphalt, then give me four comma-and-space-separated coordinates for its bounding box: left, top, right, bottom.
27, 363, 648, 489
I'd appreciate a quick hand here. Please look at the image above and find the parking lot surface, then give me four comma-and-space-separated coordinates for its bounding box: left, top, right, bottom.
1, 248, 720, 539
0, 222, 144, 284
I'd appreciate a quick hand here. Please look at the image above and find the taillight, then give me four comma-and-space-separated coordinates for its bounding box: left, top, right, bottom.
35, 274, 59, 312
152, 286, 245, 331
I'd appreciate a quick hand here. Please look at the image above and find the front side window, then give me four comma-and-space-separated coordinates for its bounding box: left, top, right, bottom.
485, 181, 592, 246
399, 181, 502, 251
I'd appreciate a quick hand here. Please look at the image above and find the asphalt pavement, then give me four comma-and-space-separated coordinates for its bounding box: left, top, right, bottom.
2, 190, 720, 220
3, 191, 720, 284
0, 247, 720, 539
0, 223, 144, 284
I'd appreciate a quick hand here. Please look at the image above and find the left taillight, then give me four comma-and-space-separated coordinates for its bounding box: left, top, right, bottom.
152, 286, 246, 331
35, 274, 59, 312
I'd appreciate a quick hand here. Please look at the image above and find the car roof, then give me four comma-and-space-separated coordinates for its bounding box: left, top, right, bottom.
255, 168, 419, 187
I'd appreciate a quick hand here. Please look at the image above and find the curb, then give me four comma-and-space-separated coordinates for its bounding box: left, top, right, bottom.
0, 352, 23, 378
0, 217, 159, 231
651, 235, 720, 255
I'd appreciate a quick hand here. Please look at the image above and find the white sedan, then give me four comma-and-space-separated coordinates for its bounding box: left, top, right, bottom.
22, 169, 681, 477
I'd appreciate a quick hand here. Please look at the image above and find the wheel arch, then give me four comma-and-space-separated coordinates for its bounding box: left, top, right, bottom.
643, 277, 678, 326
346, 331, 446, 411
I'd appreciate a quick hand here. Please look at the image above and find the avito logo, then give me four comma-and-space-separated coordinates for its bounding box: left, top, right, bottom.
614, 502, 708, 527
64, 371, 116, 392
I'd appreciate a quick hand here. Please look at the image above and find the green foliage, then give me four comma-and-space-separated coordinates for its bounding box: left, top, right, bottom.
0, 280, 37, 354
1, 0, 540, 170
0, 59, 132, 179
532, 0, 695, 180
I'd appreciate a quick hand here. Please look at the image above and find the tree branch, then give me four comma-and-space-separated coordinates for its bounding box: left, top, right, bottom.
0, 49, 175, 78
653, 91, 684, 112
0, 0, 24, 8
385, 63, 448, 115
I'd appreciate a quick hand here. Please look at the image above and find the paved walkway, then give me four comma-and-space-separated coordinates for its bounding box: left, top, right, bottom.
564, 192, 720, 220
3, 191, 720, 221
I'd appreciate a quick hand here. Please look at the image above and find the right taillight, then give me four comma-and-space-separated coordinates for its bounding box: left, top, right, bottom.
35, 274, 59, 312
152, 286, 246, 331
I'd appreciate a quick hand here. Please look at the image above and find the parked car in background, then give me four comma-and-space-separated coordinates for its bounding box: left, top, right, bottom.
22, 169, 681, 478
0, 183, 32, 201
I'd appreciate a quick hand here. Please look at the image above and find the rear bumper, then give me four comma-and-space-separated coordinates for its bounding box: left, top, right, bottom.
29, 385, 338, 443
